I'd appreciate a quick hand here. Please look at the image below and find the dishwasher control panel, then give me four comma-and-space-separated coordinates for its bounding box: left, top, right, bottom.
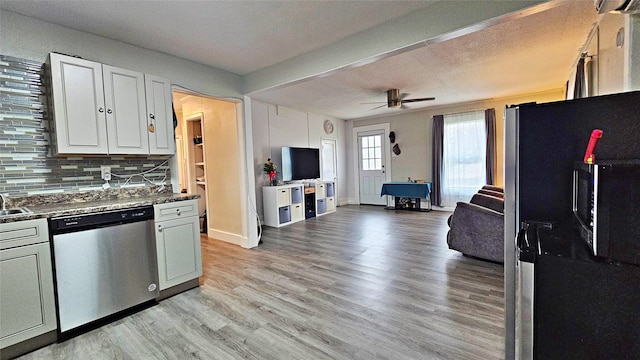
51, 206, 154, 232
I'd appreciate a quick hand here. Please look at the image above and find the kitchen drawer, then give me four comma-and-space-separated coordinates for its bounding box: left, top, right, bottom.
154, 200, 199, 222
0, 218, 49, 250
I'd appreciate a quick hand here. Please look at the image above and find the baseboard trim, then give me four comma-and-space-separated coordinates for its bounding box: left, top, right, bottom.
1, 330, 57, 360
207, 228, 243, 246
157, 278, 199, 301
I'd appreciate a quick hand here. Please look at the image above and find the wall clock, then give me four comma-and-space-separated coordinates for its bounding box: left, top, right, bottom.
323, 120, 334, 135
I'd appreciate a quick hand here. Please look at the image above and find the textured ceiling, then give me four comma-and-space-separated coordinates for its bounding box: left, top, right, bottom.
250, 1, 598, 119
1, 0, 599, 120
0, 0, 436, 75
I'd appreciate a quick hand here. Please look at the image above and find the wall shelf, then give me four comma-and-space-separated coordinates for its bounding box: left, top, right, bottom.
185, 113, 208, 233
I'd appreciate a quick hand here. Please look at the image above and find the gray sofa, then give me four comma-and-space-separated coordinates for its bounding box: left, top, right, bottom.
446, 187, 504, 263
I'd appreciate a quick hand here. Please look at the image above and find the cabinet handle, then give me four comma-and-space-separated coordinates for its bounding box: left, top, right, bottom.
176, 209, 181, 216
107, 108, 113, 114
98, 107, 104, 113
149, 113, 155, 119
157, 225, 163, 232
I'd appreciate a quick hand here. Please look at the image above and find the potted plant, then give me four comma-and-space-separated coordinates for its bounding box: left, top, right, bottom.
263, 159, 277, 186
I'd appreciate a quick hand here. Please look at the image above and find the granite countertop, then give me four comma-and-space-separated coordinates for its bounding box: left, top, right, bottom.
0, 186, 200, 224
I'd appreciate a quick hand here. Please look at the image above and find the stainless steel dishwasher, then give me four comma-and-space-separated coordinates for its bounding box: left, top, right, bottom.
50, 206, 158, 335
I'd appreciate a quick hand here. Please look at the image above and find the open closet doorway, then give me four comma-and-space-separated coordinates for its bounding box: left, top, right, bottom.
172, 89, 246, 245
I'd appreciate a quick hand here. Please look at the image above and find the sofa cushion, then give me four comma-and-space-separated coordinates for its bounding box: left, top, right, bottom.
478, 189, 504, 198
482, 185, 504, 193
470, 193, 504, 213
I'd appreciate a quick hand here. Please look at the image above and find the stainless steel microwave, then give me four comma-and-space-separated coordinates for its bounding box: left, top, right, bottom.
573, 160, 640, 265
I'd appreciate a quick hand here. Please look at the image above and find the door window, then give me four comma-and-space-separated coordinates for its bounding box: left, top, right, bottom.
361, 135, 382, 170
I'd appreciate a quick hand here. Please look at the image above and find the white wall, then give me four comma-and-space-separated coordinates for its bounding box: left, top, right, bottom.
347, 89, 565, 204
569, 13, 640, 98
251, 101, 345, 218
0, 11, 242, 98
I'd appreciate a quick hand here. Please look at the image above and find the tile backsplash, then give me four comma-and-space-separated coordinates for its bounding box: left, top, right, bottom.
0, 54, 172, 196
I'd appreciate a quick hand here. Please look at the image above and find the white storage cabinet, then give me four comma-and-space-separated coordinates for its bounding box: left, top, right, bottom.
153, 200, 203, 290
263, 185, 305, 228
315, 181, 336, 216
0, 219, 57, 350
47, 53, 174, 155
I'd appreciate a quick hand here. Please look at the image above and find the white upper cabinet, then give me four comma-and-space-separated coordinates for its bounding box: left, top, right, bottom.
47, 53, 175, 156
103, 65, 149, 155
145, 74, 175, 155
48, 53, 108, 154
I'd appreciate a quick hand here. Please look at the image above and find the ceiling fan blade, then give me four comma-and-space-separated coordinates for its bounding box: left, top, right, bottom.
361, 101, 387, 104
371, 104, 388, 110
402, 97, 436, 103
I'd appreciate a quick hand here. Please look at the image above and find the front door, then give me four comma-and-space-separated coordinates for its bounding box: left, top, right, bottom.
358, 131, 386, 205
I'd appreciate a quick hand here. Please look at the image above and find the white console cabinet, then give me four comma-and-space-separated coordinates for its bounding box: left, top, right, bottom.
314, 182, 336, 217
263, 182, 335, 227
263, 184, 304, 228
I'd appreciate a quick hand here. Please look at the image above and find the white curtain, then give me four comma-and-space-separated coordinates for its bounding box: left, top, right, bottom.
442, 111, 486, 208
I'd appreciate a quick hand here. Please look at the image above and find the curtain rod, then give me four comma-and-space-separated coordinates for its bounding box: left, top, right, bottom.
444, 108, 489, 117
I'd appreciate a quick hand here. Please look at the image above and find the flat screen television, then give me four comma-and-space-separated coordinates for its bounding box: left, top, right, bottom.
281, 147, 320, 181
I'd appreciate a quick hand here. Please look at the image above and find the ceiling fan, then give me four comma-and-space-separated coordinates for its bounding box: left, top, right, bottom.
366, 89, 435, 109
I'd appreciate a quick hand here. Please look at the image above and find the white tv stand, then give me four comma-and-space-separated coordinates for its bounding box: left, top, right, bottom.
262, 181, 335, 228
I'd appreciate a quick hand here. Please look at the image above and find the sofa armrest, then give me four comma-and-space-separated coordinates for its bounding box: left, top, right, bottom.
447, 202, 504, 262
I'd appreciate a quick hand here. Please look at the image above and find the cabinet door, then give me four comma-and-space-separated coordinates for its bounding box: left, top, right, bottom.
48, 53, 108, 154
0, 243, 56, 348
155, 216, 202, 290
145, 74, 175, 155
103, 65, 149, 155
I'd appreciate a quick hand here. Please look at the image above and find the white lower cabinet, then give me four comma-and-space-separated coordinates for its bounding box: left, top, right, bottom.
0, 219, 56, 350
154, 200, 203, 290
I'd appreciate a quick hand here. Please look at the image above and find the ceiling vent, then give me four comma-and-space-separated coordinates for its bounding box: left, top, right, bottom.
595, 0, 640, 13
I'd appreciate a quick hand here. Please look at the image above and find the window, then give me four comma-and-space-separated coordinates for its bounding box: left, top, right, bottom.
361, 135, 382, 170
442, 111, 486, 207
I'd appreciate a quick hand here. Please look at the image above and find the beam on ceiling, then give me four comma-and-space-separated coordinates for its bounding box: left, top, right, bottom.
243, 0, 547, 95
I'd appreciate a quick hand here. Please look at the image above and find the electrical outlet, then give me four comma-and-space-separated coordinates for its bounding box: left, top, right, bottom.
100, 165, 111, 181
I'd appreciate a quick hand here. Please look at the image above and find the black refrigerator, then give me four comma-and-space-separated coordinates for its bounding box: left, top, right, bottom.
504, 91, 640, 359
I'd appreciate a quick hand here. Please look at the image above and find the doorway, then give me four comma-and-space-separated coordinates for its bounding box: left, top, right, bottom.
322, 138, 338, 206
354, 124, 390, 206
172, 89, 247, 245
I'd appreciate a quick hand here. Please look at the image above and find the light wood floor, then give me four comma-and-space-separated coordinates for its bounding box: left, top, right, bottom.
19, 205, 504, 359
